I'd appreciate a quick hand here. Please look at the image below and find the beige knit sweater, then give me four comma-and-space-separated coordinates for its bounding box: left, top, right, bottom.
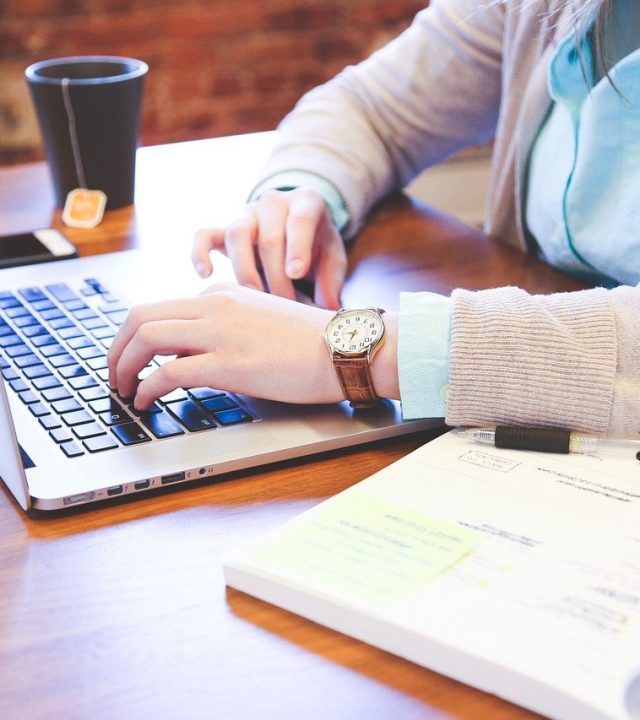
254, 0, 640, 436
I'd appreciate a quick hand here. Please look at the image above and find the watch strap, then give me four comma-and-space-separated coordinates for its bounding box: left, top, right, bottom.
333, 355, 379, 409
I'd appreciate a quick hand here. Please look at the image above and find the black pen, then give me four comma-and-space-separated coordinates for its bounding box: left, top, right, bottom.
460, 425, 640, 456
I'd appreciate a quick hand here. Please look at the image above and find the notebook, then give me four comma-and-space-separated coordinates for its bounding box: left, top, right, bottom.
224, 429, 640, 720
0, 248, 440, 512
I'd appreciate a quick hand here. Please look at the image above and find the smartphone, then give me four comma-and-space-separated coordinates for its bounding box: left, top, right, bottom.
0, 229, 78, 269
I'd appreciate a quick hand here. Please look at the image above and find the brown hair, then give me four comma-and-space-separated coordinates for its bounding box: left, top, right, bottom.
593, 0, 616, 79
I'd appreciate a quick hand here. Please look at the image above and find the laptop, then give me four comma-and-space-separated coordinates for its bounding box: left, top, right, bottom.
0, 248, 441, 512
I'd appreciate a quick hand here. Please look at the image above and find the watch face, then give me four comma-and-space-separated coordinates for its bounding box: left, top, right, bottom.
325, 309, 384, 355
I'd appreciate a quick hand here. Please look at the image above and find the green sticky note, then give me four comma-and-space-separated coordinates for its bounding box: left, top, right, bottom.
250, 492, 478, 606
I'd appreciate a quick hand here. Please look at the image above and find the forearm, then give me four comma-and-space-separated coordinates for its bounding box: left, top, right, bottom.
256, 0, 504, 237
444, 284, 640, 436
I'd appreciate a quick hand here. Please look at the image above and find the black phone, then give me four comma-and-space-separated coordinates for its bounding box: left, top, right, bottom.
0, 229, 78, 269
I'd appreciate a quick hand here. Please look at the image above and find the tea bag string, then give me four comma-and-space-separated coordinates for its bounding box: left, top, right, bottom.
61, 77, 87, 190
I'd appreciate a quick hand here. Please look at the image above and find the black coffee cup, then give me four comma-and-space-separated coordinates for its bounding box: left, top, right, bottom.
26, 56, 148, 210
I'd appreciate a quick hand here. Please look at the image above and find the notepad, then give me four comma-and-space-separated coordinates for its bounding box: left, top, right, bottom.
224, 429, 640, 720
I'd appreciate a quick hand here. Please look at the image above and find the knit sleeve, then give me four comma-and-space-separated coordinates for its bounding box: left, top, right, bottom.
444, 284, 639, 435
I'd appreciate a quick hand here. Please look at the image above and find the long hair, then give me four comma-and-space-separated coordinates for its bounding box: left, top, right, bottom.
562, 0, 615, 79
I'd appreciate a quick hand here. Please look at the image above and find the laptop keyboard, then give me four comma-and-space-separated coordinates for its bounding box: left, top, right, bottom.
0, 277, 254, 458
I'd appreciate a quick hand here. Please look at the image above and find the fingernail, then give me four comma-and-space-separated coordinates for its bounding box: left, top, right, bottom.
287, 258, 304, 278
196, 262, 208, 278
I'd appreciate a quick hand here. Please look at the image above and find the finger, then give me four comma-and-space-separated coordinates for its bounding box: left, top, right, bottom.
284, 188, 327, 280
224, 208, 264, 291
192, 228, 225, 278
134, 354, 220, 410
254, 192, 296, 299
313, 218, 348, 310
107, 299, 202, 388
114, 318, 210, 399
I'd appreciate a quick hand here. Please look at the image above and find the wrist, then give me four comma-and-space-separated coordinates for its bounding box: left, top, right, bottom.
371, 311, 399, 400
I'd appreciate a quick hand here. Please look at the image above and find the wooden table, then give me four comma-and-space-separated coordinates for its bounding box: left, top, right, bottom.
0, 135, 584, 720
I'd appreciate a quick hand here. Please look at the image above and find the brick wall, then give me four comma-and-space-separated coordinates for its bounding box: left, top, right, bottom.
0, 0, 427, 165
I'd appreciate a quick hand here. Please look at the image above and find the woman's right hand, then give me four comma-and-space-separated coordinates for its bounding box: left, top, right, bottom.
192, 187, 347, 309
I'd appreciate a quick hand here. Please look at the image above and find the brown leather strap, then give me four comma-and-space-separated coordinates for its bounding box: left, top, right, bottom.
333, 356, 379, 409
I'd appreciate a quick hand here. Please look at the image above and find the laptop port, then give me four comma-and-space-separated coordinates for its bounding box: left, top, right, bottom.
106, 485, 124, 496
161, 471, 186, 485
134, 479, 151, 490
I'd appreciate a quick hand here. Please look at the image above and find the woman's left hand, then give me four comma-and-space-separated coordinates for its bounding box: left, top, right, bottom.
107, 282, 343, 410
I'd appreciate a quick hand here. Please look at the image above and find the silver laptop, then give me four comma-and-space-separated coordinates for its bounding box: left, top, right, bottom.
0, 248, 440, 512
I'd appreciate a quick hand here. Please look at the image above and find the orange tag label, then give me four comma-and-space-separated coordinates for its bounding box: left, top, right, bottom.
62, 188, 107, 229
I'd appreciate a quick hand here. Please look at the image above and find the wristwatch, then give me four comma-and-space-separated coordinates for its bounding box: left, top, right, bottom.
324, 307, 385, 409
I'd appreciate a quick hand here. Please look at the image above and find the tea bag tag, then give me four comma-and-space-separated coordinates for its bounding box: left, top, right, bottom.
62, 188, 107, 228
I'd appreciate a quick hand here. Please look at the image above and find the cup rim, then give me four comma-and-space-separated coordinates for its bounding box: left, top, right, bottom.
25, 55, 148, 85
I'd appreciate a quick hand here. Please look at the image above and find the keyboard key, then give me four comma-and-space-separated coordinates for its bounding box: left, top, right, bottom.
31, 333, 57, 348
51, 398, 83, 414
40, 343, 67, 358
14, 353, 41, 369
48, 317, 74, 330
61, 441, 84, 457
73, 422, 107, 440
69, 375, 97, 390
19, 287, 47, 303
62, 410, 94, 426
63, 299, 87, 312
141, 411, 185, 438
91, 326, 115, 340
13, 314, 39, 328
81, 317, 108, 330
77, 345, 102, 360
188, 387, 224, 401
78, 385, 109, 401
159, 388, 189, 404
110, 422, 151, 445
89, 396, 123, 414
22, 324, 48, 338
9, 378, 29, 393
5, 306, 29, 319
30, 299, 55, 312
98, 406, 132, 426
0, 296, 21, 310
29, 402, 51, 418
42, 386, 72, 402
18, 389, 40, 404
58, 326, 84, 340
87, 355, 108, 370
166, 399, 216, 432
0, 334, 22, 348
2, 366, 19, 381
39, 308, 65, 321
214, 407, 253, 426
50, 353, 77, 368
50, 428, 73, 443
71, 308, 98, 320
67, 334, 93, 350
46, 283, 77, 303
99, 301, 128, 314
33, 375, 62, 391
83, 435, 118, 453
59, 364, 88, 379
23, 364, 52, 380
6, 343, 32, 358
201, 395, 239, 413
40, 414, 62, 430
84, 278, 109, 294
104, 309, 128, 325
129, 401, 162, 416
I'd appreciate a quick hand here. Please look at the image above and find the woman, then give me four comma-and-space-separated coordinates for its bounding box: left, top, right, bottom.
108, 0, 640, 436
